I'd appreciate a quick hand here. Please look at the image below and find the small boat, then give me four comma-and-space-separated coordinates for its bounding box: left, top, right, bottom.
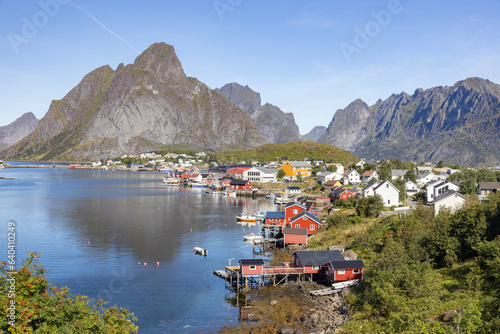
254, 211, 266, 219
236, 214, 257, 223
243, 233, 263, 242
163, 176, 180, 185
193, 247, 208, 256
192, 183, 208, 188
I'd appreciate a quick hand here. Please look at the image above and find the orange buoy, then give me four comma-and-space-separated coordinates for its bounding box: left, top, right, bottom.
190, 229, 192, 232
88, 241, 90, 244
144, 263, 147, 266
157, 262, 159, 266
192, 249, 195, 252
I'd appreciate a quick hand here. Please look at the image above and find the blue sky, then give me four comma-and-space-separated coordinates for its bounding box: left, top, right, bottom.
1, 0, 500, 134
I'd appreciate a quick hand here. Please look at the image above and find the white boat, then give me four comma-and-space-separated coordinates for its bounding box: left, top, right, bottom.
236, 214, 257, 223
163, 176, 180, 185
243, 233, 263, 241
192, 183, 208, 188
193, 247, 208, 256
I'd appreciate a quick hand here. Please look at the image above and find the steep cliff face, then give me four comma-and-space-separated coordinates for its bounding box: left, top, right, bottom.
0, 112, 39, 151
319, 78, 500, 166
216, 83, 301, 144
2, 43, 267, 161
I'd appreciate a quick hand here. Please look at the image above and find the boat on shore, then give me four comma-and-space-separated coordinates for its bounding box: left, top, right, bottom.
236, 214, 257, 223
193, 247, 208, 256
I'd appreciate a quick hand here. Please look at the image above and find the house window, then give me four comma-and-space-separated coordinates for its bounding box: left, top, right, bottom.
310, 225, 315, 230
249, 265, 256, 270
293, 209, 298, 214
303, 217, 307, 220
337, 270, 345, 275
353, 269, 360, 274
295, 224, 300, 228
312, 265, 320, 270
386, 184, 389, 188
388, 200, 390, 205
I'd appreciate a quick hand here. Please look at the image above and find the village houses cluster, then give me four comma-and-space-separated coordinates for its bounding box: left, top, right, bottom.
88, 152, 500, 218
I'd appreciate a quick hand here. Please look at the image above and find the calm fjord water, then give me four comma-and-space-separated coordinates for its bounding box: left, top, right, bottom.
0, 168, 276, 333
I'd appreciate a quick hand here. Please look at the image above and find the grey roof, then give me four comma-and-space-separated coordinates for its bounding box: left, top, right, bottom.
252, 166, 278, 173
391, 169, 407, 176
372, 180, 400, 192
433, 190, 466, 203
285, 202, 306, 209
283, 227, 307, 235
287, 161, 311, 168
287, 186, 301, 191
293, 250, 344, 266
290, 211, 320, 224
328, 260, 365, 269
478, 182, 500, 190
240, 259, 264, 266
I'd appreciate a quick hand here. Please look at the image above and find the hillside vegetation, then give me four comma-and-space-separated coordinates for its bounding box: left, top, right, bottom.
214, 141, 358, 165
309, 193, 500, 333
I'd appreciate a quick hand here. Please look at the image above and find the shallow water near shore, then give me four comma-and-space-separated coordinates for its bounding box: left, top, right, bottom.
0, 168, 277, 333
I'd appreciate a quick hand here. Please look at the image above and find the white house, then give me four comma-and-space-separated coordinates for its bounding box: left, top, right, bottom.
405, 180, 418, 194
416, 166, 433, 173
478, 182, 500, 200
327, 163, 344, 175
362, 170, 379, 183
416, 172, 435, 186
362, 180, 400, 207
285, 186, 301, 195
316, 171, 342, 184
426, 181, 460, 203
434, 191, 466, 217
343, 169, 361, 185
391, 169, 407, 181
243, 167, 278, 183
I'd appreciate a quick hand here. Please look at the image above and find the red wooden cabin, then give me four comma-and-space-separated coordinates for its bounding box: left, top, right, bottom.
287, 211, 322, 234
230, 180, 252, 190
285, 202, 306, 223
264, 211, 286, 226
240, 259, 264, 276
325, 260, 365, 281
283, 227, 308, 245
292, 250, 345, 275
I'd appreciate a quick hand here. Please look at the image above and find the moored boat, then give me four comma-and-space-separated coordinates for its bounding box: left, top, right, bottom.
236, 214, 257, 222
163, 176, 180, 185
193, 247, 208, 256
243, 233, 263, 242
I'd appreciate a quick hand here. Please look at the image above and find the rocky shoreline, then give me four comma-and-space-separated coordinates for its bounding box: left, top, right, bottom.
219, 280, 350, 334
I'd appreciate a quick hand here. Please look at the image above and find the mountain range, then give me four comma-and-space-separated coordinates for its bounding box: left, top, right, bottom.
215, 83, 301, 144
1, 43, 267, 161
1, 41, 499, 166
318, 77, 500, 166
0, 112, 39, 152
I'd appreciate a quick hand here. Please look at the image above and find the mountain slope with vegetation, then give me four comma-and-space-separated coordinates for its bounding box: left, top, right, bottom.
1, 43, 266, 161
308, 193, 500, 333
0, 112, 39, 152
214, 141, 358, 166
319, 77, 500, 166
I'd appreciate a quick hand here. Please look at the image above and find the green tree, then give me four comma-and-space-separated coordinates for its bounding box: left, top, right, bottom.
436, 160, 445, 168
0, 252, 138, 333
459, 178, 477, 195
296, 174, 303, 182
404, 169, 416, 183
356, 195, 384, 218
327, 164, 338, 173
276, 169, 285, 179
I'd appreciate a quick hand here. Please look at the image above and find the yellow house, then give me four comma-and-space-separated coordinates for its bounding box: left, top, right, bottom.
279, 161, 312, 179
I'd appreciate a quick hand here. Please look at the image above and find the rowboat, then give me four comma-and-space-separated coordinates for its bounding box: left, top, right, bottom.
193, 247, 208, 256
243, 233, 263, 242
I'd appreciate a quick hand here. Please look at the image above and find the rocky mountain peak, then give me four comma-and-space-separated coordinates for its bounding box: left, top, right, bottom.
216, 82, 261, 115
0, 112, 40, 150
132, 42, 184, 82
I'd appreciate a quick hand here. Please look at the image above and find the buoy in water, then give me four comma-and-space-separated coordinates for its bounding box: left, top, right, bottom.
190, 229, 192, 232
157, 262, 159, 266
144, 263, 147, 266
87, 241, 90, 244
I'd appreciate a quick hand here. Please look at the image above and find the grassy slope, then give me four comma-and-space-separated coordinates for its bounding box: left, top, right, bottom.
215, 141, 358, 165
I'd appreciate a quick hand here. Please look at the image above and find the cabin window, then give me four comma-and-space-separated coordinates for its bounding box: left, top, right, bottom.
295, 224, 300, 228
353, 269, 360, 274
337, 270, 345, 275
312, 265, 320, 270
293, 209, 298, 214
303, 217, 307, 220
249, 265, 256, 270
388, 200, 390, 205
310, 225, 315, 230
269, 218, 273, 222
